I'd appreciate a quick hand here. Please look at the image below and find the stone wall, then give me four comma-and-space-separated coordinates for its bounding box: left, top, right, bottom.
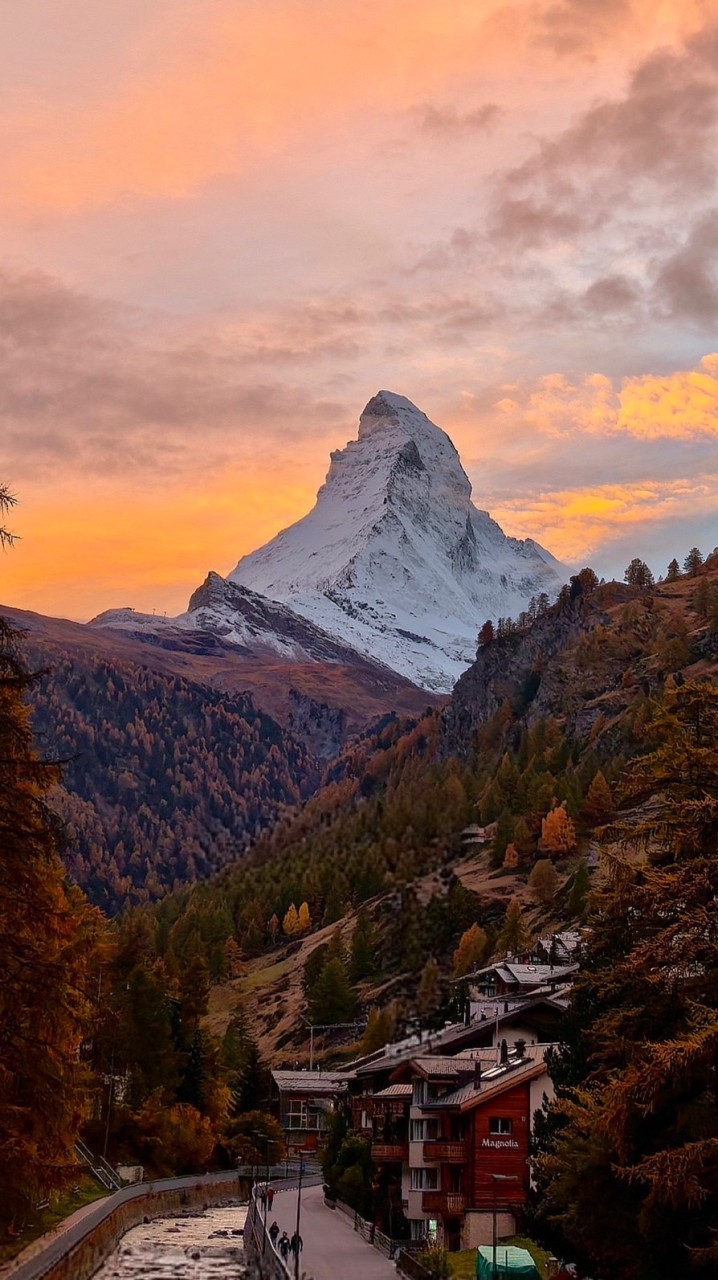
8, 1173, 250, 1280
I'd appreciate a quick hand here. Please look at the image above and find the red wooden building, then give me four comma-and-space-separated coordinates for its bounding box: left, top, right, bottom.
388, 1044, 553, 1250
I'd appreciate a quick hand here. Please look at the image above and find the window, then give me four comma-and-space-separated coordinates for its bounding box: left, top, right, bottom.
287, 1099, 308, 1129
413, 1080, 427, 1105
410, 1119, 438, 1141
489, 1117, 513, 1135
410, 1167, 438, 1190
286, 1099, 324, 1130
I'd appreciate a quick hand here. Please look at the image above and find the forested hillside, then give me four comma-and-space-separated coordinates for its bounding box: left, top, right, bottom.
28, 650, 320, 912
130, 554, 718, 1059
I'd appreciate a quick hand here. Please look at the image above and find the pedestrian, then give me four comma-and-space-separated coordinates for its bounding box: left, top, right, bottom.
269, 1221, 280, 1247
279, 1231, 291, 1261
290, 1231, 303, 1258
267, 1186, 275, 1209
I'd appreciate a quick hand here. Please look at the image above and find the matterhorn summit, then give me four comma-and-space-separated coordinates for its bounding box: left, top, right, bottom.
229, 391, 565, 691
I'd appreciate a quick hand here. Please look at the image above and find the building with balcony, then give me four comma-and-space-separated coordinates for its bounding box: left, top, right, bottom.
271, 1069, 351, 1155
466, 960, 578, 1001
363, 1043, 553, 1251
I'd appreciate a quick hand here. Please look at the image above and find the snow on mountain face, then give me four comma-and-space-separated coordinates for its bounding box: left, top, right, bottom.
229, 391, 566, 691
89, 572, 396, 668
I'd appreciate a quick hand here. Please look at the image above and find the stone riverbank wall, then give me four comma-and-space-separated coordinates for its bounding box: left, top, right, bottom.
4, 1172, 251, 1280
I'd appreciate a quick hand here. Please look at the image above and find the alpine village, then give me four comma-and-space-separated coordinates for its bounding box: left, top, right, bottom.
2, 388, 717, 1280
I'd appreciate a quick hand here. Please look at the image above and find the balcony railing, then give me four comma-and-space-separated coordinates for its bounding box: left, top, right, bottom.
422, 1141, 468, 1163
421, 1191, 467, 1215
371, 1141, 409, 1162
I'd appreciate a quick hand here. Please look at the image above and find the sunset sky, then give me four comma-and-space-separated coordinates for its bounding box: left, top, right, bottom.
2, 0, 717, 620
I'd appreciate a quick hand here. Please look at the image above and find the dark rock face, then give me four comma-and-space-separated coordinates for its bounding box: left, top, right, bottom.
287, 689, 347, 761
445, 604, 586, 752
444, 586, 640, 755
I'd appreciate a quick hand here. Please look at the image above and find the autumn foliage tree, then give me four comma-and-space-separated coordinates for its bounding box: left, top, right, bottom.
282, 902, 299, 935
528, 858, 560, 904
582, 770, 613, 826
496, 897, 530, 956
0, 608, 102, 1224
452, 923, 488, 976
533, 682, 718, 1278
541, 803, 577, 857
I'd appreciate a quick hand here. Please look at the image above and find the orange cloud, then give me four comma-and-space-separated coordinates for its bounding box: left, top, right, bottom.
493, 474, 718, 564
504, 354, 718, 443
618, 354, 718, 438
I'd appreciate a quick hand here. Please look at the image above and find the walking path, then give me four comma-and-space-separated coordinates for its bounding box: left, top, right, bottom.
267, 1183, 397, 1280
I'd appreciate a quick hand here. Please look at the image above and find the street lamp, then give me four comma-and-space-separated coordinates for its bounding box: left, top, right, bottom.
490, 1173, 519, 1279
252, 1130, 271, 1254
294, 1147, 312, 1280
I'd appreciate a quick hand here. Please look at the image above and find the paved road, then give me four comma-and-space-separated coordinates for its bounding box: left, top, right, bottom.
266, 1183, 397, 1280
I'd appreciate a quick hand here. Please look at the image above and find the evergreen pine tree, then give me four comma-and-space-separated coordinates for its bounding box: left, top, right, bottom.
0, 610, 103, 1223
349, 910, 377, 982
533, 683, 718, 1278
566, 858, 590, 918
308, 957, 358, 1025
416, 957, 442, 1017
683, 545, 704, 576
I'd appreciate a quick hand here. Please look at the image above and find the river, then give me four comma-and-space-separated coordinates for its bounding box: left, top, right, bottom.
93, 1203, 248, 1278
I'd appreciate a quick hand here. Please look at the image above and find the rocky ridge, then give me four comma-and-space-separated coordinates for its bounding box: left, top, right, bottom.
231, 391, 566, 690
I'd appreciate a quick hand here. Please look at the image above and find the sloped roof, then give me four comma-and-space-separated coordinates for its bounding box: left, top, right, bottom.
421, 1049, 550, 1111
272, 1070, 350, 1095
372, 1083, 413, 1099
467, 960, 577, 985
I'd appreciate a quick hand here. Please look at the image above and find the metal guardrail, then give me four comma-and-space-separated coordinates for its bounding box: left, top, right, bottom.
396, 1249, 434, 1280
327, 1194, 420, 1261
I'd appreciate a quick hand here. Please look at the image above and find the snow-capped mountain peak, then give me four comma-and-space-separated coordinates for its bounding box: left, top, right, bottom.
229, 392, 566, 691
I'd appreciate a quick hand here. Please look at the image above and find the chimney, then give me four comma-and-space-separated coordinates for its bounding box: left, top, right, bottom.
514, 1038, 527, 1060
473, 1058, 482, 1088
500, 1039, 509, 1065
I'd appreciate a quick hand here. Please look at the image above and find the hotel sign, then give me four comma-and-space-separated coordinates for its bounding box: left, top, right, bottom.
481, 1137, 519, 1149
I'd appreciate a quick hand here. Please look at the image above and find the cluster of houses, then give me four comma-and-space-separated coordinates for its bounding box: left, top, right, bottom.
270, 932, 580, 1251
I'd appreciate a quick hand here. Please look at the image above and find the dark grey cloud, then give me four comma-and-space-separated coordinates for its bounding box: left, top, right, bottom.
411, 102, 503, 136
534, 0, 632, 57
490, 28, 718, 247
582, 274, 640, 314
0, 269, 348, 480
0, 268, 515, 483
650, 210, 718, 325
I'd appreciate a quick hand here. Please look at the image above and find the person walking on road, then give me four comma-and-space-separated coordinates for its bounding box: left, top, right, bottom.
267, 1186, 275, 1209
290, 1230, 303, 1259
279, 1231, 291, 1261
269, 1221, 280, 1247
